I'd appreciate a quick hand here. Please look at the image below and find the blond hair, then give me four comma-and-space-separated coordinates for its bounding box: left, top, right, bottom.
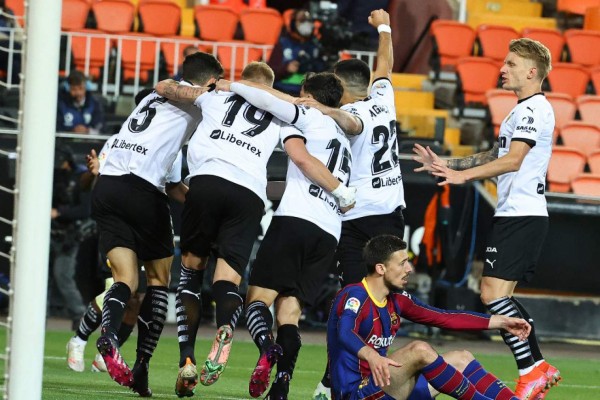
241, 62, 275, 87
509, 38, 552, 80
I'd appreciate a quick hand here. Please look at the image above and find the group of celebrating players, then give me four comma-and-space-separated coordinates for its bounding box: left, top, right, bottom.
65, 8, 561, 400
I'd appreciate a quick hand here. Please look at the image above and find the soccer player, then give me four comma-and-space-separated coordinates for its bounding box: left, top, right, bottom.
92, 52, 223, 396
328, 234, 529, 400
155, 62, 355, 397
214, 72, 355, 399
412, 38, 559, 400
296, 10, 406, 399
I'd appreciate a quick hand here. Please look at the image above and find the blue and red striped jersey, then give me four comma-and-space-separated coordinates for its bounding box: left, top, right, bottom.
327, 279, 491, 399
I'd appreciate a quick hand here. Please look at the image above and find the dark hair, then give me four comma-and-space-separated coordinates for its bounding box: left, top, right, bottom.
54, 143, 75, 169
363, 235, 407, 274
182, 52, 224, 86
135, 88, 154, 106
334, 59, 371, 92
302, 72, 343, 107
67, 70, 86, 87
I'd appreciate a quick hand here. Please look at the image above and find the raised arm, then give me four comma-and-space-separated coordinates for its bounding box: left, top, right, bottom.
155, 79, 214, 103
370, 9, 393, 81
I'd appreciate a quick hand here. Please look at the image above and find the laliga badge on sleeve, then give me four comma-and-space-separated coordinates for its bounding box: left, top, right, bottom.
345, 297, 361, 313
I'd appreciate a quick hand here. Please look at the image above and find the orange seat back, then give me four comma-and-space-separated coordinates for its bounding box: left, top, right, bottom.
194, 5, 239, 41
547, 146, 587, 192
564, 29, 600, 67
577, 95, 600, 126
571, 173, 600, 196
486, 89, 517, 137
584, 6, 600, 31
117, 33, 158, 82
70, 29, 112, 80
545, 92, 576, 131
92, 0, 135, 34
590, 66, 600, 92
62, 0, 91, 31
209, 0, 247, 14
557, 0, 600, 16
139, 1, 182, 36
477, 25, 520, 63
5, 0, 24, 26
217, 43, 262, 80
430, 20, 476, 68
547, 63, 590, 99
240, 8, 282, 45
560, 121, 600, 155
521, 27, 565, 62
456, 57, 499, 105
160, 38, 209, 76
587, 149, 600, 173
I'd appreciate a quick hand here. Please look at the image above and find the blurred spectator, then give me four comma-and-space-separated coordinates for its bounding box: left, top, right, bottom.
172, 45, 200, 81
0, 0, 21, 83
337, 0, 389, 50
49, 144, 92, 328
268, 9, 326, 96
57, 71, 105, 134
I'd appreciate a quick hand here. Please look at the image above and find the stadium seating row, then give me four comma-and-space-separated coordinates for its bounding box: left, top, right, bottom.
548, 146, 600, 194
431, 21, 600, 74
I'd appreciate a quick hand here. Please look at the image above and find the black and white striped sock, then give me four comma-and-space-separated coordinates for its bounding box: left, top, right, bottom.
136, 286, 168, 360
75, 301, 101, 341
486, 296, 536, 373
246, 301, 274, 352
101, 281, 131, 341
176, 264, 203, 367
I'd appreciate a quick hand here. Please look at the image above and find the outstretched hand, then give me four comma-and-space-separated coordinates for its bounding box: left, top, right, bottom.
412, 143, 446, 173
490, 315, 531, 341
430, 162, 467, 186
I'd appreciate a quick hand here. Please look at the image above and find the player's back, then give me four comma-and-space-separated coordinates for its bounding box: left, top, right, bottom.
101, 91, 201, 192
341, 78, 405, 220
186, 91, 283, 204
275, 106, 352, 240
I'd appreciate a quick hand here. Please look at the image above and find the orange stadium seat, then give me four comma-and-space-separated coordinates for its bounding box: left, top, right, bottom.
547, 63, 590, 99
5, 0, 24, 26
217, 44, 262, 80
70, 29, 112, 80
92, 0, 135, 34
61, 0, 91, 31
545, 92, 576, 137
194, 5, 239, 41
161, 38, 208, 76
456, 57, 499, 106
564, 29, 600, 68
209, 0, 247, 14
560, 121, 600, 155
591, 66, 600, 92
139, 0, 182, 36
546, 146, 587, 192
588, 149, 600, 173
576, 95, 600, 125
486, 89, 517, 137
430, 20, 476, 76
117, 33, 158, 83
521, 27, 565, 63
584, 6, 600, 31
240, 8, 282, 45
557, 0, 600, 16
571, 173, 600, 196
476, 25, 520, 66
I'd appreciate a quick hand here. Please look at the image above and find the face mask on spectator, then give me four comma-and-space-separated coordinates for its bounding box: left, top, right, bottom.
297, 21, 313, 37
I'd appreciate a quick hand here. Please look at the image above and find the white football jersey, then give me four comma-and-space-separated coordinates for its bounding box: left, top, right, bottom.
496, 93, 554, 217
340, 78, 405, 220
100, 89, 201, 192
275, 105, 352, 241
187, 91, 284, 204
99, 134, 184, 184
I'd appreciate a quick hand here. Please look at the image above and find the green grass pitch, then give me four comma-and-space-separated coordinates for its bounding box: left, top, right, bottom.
4, 328, 599, 399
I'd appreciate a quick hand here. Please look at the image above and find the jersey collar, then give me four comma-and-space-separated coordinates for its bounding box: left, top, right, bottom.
517, 92, 544, 104
362, 278, 387, 307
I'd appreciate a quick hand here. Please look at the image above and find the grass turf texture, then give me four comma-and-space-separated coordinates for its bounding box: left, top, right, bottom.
3, 329, 599, 399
